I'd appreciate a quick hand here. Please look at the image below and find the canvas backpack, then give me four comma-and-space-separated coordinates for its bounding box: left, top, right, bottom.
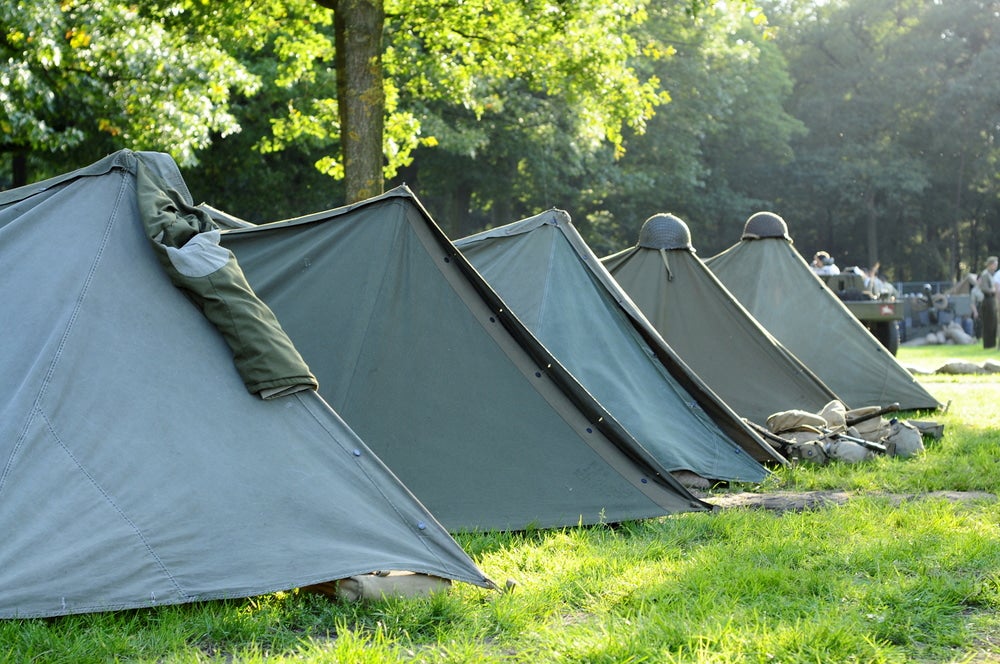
884, 420, 925, 458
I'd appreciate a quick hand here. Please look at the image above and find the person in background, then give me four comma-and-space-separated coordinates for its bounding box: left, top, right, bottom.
857, 262, 897, 297
993, 260, 1000, 304
947, 271, 981, 338
978, 256, 998, 348
811, 251, 840, 275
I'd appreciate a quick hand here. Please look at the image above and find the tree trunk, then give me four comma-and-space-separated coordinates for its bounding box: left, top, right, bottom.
12, 150, 28, 188
952, 150, 965, 280
3, 147, 29, 188
443, 185, 474, 239
319, 0, 385, 203
864, 187, 879, 270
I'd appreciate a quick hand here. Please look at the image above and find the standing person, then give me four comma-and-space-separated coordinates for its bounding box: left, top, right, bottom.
978, 256, 998, 349
993, 261, 1000, 302
947, 272, 982, 338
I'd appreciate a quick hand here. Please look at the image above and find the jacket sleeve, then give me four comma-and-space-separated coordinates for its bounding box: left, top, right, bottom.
135, 158, 318, 399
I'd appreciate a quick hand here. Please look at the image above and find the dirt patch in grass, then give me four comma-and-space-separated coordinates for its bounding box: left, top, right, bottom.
695, 490, 997, 513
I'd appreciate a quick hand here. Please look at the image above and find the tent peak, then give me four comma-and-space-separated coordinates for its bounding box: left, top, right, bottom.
529, 208, 571, 227
742, 211, 791, 241
637, 213, 693, 251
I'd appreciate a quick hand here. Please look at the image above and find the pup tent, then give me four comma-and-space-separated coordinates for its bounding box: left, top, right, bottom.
0, 150, 493, 619
600, 213, 841, 425
217, 188, 709, 532
454, 210, 784, 485
705, 212, 940, 411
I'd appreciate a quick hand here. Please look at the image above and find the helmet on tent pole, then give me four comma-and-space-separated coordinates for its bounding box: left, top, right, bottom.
637, 213, 694, 251
742, 211, 791, 241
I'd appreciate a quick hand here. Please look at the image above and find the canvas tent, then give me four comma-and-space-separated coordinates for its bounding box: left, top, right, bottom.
219, 188, 709, 532
454, 210, 783, 484
0, 150, 493, 619
705, 212, 940, 411
600, 213, 841, 424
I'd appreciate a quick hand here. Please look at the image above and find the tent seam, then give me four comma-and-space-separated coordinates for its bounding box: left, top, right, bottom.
535, 229, 559, 340
336, 206, 406, 409
0, 166, 130, 499
38, 409, 189, 598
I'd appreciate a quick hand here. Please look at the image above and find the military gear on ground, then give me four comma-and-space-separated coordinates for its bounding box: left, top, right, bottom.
767, 409, 829, 434
780, 430, 823, 445
787, 440, 828, 465
306, 572, 453, 603
884, 420, 925, 458
825, 438, 874, 463
910, 420, 944, 439
819, 400, 848, 429
762, 400, 938, 466
845, 406, 892, 441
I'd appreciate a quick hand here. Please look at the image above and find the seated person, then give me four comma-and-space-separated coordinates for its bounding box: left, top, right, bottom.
811, 251, 840, 275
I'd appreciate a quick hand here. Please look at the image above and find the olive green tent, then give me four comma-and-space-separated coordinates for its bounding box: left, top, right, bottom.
0, 150, 492, 619
600, 213, 841, 424
455, 209, 783, 483
219, 188, 708, 532
705, 212, 940, 411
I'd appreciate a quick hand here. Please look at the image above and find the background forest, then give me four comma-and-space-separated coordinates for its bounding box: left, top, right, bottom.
3, 0, 999, 283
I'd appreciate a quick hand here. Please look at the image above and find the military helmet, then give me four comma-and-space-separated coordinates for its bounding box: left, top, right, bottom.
742, 211, 790, 240
637, 213, 693, 250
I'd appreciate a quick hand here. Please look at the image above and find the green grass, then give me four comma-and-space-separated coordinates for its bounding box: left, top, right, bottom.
3, 344, 999, 663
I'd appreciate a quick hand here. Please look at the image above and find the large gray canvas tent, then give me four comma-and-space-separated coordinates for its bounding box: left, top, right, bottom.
600, 213, 841, 424
0, 150, 493, 619
219, 188, 708, 532
454, 210, 783, 484
705, 212, 940, 411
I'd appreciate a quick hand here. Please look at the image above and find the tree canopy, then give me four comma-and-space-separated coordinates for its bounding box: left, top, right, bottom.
3, 0, 999, 282
1, 0, 330, 181
759, 0, 1000, 281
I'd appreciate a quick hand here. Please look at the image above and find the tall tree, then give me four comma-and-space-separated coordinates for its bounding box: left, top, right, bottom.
301, 0, 671, 205
382, 1, 780, 243
591, 2, 803, 254
760, 0, 930, 273
760, 0, 1000, 281
902, 0, 1000, 277
2, 1, 250, 185
1, 0, 331, 187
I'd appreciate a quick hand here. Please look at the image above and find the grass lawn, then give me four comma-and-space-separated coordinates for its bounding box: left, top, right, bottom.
2, 344, 999, 663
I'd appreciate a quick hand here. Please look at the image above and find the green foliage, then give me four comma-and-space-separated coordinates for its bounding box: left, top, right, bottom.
394, 1, 785, 245
0, 0, 262, 165
387, 0, 664, 154
5, 0, 999, 284
585, 2, 805, 254
380, 0, 674, 237
758, 0, 1000, 281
